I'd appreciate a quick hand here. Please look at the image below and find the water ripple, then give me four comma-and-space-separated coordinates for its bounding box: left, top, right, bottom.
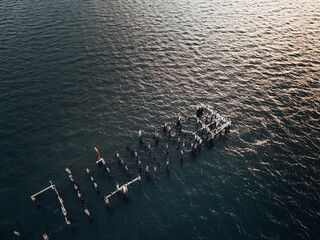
1, 0, 320, 239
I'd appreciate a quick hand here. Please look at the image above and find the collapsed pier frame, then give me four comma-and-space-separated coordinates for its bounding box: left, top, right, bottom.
194, 103, 231, 140
104, 175, 141, 204
31, 181, 71, 225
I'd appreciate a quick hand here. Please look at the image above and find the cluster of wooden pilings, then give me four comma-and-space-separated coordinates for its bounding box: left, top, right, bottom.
21, 103, 231, 240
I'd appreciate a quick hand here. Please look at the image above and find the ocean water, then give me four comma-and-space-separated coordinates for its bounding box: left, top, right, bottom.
0, 0, 319, 239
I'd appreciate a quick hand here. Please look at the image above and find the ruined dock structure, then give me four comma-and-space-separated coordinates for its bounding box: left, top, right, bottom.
27, 103, 231, 239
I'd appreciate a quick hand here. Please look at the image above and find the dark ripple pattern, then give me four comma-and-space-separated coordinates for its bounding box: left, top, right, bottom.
0, 0, 319, 239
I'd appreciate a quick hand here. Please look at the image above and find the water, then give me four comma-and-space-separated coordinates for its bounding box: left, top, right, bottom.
0, 0, 319, 239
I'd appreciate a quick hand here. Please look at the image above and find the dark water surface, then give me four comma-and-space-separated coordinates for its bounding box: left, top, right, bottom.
1, 0, 320, 239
